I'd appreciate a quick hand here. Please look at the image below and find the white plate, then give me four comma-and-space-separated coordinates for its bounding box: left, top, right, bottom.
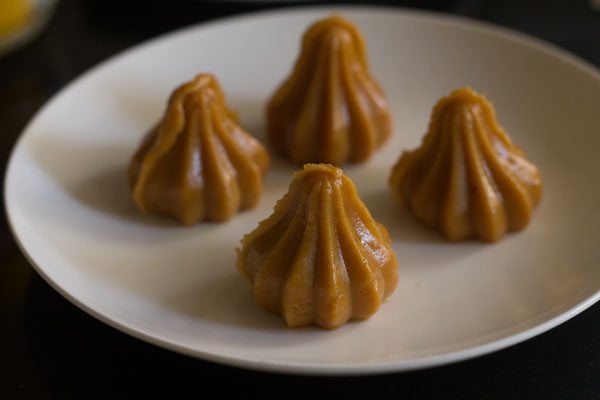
5, 6, 600, 375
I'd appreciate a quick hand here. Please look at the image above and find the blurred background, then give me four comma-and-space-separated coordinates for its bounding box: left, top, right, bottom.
1, 1, 599, 399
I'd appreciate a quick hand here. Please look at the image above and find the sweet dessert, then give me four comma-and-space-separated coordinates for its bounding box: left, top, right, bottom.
266, 15, 392, 166
389, 87, 542, 242
237, 163, 398, 329
129, 73, 270, 225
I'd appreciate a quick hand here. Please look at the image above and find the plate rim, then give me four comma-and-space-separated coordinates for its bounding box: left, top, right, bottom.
5, 4, 600, 375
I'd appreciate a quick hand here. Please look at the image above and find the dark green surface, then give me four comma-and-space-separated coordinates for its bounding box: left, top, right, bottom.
1, 0, 599, 398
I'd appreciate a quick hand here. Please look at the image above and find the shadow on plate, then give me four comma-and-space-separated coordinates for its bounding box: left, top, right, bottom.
25, 135, 185, 227
360, 187, 446, 244
164, 270, 383, 338
67, 164, 179, 227
164, 271, 290, 332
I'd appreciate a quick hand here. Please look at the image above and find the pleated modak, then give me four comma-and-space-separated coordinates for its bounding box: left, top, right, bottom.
237, 163, 398, 329
267, 15, 392, 166
389, 87, 542, 242
129, 74, 270, 225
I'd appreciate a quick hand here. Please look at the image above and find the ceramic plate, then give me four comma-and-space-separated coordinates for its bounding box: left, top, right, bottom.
6, 6, 600, 375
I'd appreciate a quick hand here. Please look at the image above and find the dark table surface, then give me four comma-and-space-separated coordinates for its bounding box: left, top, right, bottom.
1, 0, 599, 398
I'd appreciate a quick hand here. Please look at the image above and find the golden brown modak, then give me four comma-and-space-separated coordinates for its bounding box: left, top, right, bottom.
129, 74, 270, 225
389, 87, 542, 242
267, 15, 392, 166
237, 163, 398, 329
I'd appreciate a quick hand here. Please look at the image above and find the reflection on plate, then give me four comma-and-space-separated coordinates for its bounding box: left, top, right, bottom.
5, 6, 600, 375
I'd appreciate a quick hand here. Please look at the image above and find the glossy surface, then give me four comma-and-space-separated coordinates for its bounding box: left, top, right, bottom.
267, 15, 391, 165
130, 73, 270, 224
238, 164, 398, 329
2, 0, 600, 384
390, 87, 542, 241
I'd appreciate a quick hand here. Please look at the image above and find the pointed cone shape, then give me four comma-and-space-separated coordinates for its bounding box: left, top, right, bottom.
129, 74, 270, 225
237, 163, 398, 329
267, 15, 392, 166
389, 87, 542, 242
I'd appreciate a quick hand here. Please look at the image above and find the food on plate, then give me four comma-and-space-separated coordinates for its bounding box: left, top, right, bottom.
237, 163, 398, 329
129, 73, 270, 224
0, 0, 31, 37
266, 15, 392, 166
389, 87, 542, 242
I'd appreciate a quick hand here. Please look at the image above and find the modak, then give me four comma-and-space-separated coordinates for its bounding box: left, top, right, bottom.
238, 164, 398, 329
267, 16, 392, 166
129, 74, 270, 224
390, 87, 542, 242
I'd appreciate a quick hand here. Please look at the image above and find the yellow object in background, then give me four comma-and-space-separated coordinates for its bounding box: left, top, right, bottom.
0, 0, 31, 37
